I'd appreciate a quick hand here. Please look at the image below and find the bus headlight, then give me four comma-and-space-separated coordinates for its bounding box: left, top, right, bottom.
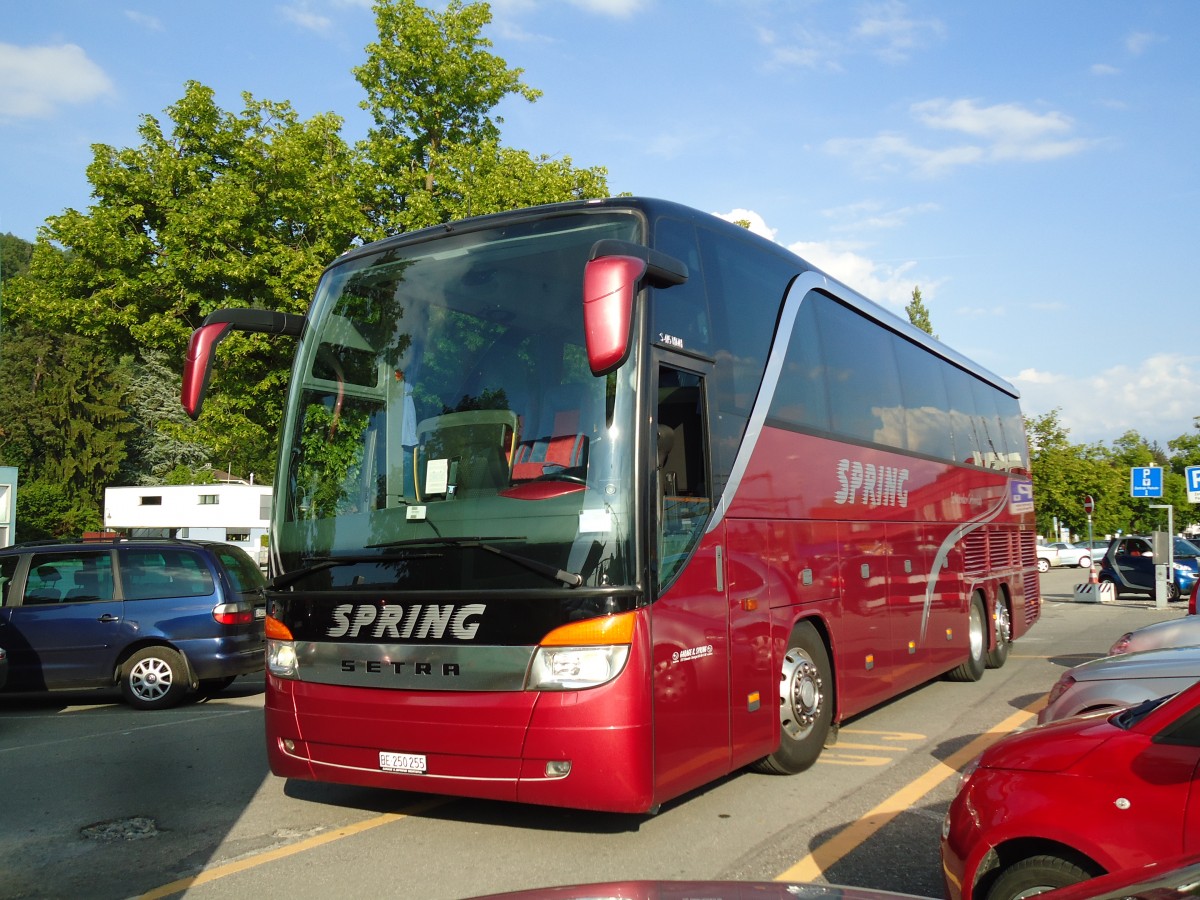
525, 611, 637, 690
268, 639, 299, 679
527, 644, 630, 690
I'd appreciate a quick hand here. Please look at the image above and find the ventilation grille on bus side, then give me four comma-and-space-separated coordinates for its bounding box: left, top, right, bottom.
963, 532, 988, 577
1021, 531, 1041, 624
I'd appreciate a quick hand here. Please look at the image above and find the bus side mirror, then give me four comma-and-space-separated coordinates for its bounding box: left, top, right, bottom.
181, 309, 306, 419
583, 255, 645, 376
182, 321, 235, 419
583, 241, 687, 377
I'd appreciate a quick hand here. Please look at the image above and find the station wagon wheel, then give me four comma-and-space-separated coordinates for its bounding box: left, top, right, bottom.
755, 621, 832, 775
120, 647, 189, 710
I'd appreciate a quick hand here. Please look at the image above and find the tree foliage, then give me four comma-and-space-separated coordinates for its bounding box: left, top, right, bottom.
905, 285, 936, 338
1027, 410, 1199, 539
354, 0, 607, 234
2, 0, 609, 513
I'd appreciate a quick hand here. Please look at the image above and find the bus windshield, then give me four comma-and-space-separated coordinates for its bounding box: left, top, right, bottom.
275, 211, 643, 593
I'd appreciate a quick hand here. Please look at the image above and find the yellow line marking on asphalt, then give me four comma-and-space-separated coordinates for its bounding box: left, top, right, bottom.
774, 698, 1044, 883
138, 797, 448, 899
839, 729, 925, 742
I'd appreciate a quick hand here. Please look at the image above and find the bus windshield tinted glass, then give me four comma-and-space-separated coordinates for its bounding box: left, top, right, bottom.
276, 211, 643, 592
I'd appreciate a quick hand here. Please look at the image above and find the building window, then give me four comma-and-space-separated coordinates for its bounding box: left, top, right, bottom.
140, 496, 162, 506
226, 531, 250, 542
199, 495, 219, 505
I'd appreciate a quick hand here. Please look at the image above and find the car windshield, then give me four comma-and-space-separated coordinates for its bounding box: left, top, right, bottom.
1174, 537, 1200, 558
274, 211, 643, 592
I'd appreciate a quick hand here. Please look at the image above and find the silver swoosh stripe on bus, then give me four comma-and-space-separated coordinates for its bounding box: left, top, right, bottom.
708, 270, 832, 532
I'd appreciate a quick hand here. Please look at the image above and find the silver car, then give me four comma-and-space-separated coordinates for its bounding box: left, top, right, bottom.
1035, 541, 1093, 573
1110, 614, 1200, 654
1038, 645, 1200, 723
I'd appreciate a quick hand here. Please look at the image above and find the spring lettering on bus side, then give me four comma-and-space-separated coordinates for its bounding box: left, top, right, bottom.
326, 603, 486, 640
834, 459, 910, 508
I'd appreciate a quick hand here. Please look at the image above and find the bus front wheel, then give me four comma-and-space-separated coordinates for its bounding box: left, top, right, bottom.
756, 622, 833, 775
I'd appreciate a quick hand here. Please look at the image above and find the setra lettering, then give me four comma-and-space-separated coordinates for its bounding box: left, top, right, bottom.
340, 659, 462, 677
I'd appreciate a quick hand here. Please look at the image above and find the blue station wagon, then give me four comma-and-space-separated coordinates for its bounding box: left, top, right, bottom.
0, 539, 266, 709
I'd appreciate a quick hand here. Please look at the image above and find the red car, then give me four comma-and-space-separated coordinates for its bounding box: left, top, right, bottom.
942, 679, 1200, 900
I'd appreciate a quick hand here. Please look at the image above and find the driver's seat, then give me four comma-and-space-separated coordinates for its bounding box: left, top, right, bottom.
512, 385, 591, 481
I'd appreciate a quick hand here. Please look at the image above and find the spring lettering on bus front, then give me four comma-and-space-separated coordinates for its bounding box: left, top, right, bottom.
326, 603, 486, 640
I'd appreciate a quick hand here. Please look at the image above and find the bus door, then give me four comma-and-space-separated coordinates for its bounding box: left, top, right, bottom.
650, 360, 733, 797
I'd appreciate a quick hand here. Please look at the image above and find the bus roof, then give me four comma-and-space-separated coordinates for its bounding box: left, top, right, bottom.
328, 197, 1018, 399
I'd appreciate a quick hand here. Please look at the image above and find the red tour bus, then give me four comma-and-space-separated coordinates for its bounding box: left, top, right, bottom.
182, 197, 1039, 814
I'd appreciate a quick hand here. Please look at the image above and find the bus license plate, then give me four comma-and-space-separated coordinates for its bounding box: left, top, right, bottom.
380, 752, 426, 774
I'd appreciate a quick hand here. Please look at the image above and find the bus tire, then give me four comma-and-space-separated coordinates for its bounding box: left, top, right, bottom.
756, 622, 832, 775
945, 595, 986, 682
986, 598, 1012, 669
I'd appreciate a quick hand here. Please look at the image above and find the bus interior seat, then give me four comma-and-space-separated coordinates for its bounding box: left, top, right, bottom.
414, 410, 519, 498
512, 383, 595, 481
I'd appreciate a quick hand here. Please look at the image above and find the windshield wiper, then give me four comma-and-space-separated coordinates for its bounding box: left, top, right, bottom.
268, 549, 441, 591
368, 536, 584, 588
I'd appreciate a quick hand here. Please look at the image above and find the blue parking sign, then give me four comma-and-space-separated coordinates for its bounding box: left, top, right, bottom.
1131, 466, 1163, 498
1187, 466, 1200, 503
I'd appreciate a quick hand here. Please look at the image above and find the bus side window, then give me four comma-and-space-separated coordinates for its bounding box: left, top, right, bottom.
657, 365, 712, 588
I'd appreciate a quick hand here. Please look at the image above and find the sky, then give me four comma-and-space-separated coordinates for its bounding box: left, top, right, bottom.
3, 1, 1199, 449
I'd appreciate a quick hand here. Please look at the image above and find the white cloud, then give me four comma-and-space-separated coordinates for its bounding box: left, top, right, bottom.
820, 198, 939, 232
1012, 354, 1200, 446
278, 4, 334, 34
1125, 31, 1159, 56
827, 98, 1097, 177
786, 239, 926, 308
1090, 63, 1120, 76
0, 42, 114, 119
853, 0, 945, 63
124, 10, 164, 31
568, 0, 647, 17
713, 208, 777, 241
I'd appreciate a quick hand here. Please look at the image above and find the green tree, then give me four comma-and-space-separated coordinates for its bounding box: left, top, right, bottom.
0, 232, 33, 281
122, 350, 214, 485
354, 0, 607, 234
905, 285, 936, 338
9, 82, 366, 479
0, 327, 133, 532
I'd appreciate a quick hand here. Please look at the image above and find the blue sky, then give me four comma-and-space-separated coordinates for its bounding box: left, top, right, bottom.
3, 1, 1198, 449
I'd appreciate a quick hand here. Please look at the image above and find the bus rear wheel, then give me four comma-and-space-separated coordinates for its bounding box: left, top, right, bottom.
986, 599, 1011, 669
756, 622, 832, 775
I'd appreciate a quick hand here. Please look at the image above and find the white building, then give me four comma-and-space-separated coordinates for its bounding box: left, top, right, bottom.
103, 482, 272, 564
